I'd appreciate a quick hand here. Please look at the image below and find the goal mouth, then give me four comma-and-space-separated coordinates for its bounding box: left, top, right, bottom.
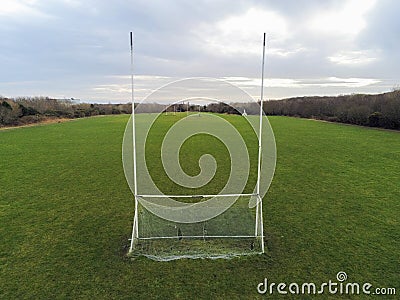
127, 194, 265, 261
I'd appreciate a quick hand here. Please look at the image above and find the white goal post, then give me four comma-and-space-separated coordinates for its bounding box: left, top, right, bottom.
127, 32, 269, 259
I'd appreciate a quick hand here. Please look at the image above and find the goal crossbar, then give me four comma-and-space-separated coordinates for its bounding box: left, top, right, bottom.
130, 235, 256, 240
136, 193, 257, 198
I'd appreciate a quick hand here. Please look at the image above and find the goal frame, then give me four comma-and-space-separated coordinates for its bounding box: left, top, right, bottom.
128, 32, 268, 255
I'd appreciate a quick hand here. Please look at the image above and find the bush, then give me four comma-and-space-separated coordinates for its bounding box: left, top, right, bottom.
0, 101, 16, 125
368, 112, 382, 127
19, 115, 44, 124
19, 104, 39, 116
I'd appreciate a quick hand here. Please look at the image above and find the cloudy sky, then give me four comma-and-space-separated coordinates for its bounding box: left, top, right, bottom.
0, 0, 398, 103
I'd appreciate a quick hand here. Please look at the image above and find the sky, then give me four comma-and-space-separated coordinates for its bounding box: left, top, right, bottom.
0, 0, 399, 103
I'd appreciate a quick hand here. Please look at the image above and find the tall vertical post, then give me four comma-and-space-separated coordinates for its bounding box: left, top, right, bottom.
259, 195, 265, 253
256, 32, 266, 197
129, 32, 139, 252
255, 33, 266, 253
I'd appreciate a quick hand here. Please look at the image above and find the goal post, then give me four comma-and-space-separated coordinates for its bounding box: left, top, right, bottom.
255, 33, 267, 254
124, 32, 274, 260
129, 32, 139, 248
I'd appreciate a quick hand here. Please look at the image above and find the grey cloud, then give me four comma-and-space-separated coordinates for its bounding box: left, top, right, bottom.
0, 0, 398, 101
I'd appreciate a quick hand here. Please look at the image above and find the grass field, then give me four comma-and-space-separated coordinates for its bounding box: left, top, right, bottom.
0, 114, 399, 299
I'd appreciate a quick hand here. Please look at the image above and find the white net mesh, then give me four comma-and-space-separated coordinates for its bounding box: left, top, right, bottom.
131, 195, 262, 260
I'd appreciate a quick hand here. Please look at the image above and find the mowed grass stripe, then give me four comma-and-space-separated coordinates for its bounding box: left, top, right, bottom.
0, 115, 399, 299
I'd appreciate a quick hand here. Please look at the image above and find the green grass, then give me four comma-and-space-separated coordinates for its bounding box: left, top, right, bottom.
141, 112, 259, 196
0, 115, 399, 299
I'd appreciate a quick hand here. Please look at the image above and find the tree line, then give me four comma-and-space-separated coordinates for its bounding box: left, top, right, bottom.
0, 97, 241, 127
0, 96, 132, 127
2, 91, 399, 130
263, 90, 400, 130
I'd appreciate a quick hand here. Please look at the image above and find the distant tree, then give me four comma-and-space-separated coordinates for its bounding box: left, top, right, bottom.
0, 101, 14, 125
